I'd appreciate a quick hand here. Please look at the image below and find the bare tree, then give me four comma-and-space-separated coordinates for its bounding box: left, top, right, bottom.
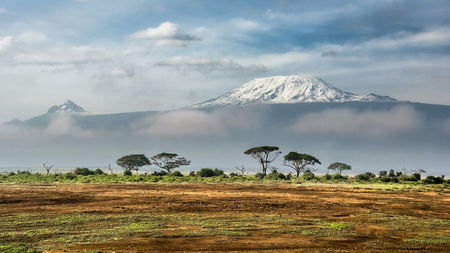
235, 166, 246, 176
105, 164, 113, 174
43, 162, 55, 175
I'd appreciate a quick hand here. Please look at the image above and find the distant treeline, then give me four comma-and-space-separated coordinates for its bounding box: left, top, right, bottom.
0, 167, 447, 185
0, 145, 446, 185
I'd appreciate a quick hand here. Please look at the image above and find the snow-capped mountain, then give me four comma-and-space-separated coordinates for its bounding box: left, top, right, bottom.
192, 75, 397, 108
47, 100, 86, 114
5, 100, 87, 127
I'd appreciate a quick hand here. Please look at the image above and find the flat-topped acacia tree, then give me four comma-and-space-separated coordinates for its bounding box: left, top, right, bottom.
244, 146, 281, 176
284, 152, 321, 177
116, 154, 151, 174
151, 152, 191, 173
328, 162, 352, 175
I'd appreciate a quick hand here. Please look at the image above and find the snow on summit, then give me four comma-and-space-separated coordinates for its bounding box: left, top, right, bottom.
47, 100, 86, 114
192, 75, 397, 108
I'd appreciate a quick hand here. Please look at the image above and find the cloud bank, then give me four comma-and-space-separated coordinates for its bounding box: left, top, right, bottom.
290, 106, 424, 137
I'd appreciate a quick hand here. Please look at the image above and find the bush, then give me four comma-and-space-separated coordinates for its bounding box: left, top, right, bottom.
170, 171, 183, 177
197, 168, 225, 177
152, 170, 168, 176
423, 176, 444, 184
398, 174, 420, 182
266, 170, 287, 180
355, 172, 376, 181
94, 168, 104, 175
229, 172, 238, 177
323, 174, 332, 180
379, 177, 391, 182
254, 172, 265, 179
65, 173, 77, 180
302, 171, 315, 181
332, 174, 347, 181
197, 168, 215, 177
73, 168, 95, 176
189, 171, 196, 176
213, 169, 225, 177
123, 170, 132, 176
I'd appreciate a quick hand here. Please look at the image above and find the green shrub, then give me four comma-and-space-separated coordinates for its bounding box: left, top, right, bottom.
197, 168, 225, 177
302, 170, 315, 181
123, 170, 132, 176
398, 174, 420, 182
423, 176, 444, 184
65, 173, 77, 180
152, 170, 168, 176
170, 171, 183, 177
74, 168, 95, 176
213, 169, 225, 177
197, 168, 215, 177
266, 170, 287, 180
379, 176, 391, 182
355, 172, 376, 181
254, 172, 265, 179
331, 174, 347, 181
94, 168, 104, 175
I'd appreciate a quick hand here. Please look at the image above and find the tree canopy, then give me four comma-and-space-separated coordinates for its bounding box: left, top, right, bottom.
284, 152, 321, 177
116, 154, 151, 173
328, 162, 352, 175
151, 152, 191, 173
244, 146, 281, 176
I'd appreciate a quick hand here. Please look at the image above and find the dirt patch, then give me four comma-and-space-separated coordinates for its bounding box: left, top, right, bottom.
0, 183, 449, 252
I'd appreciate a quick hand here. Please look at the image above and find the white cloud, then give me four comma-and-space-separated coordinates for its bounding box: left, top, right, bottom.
133, 109, 263, 137
135, 110, 225, 137
0, 36, 13, 52
130, 21, 198, 47
231, 18, 269, 31
17, 32, 48, 43
362, 27, 450, 49
13, 45, 113, 66
264, 4, 359, 25
156, 56, 266, 74
45, 115, 92, 137
290, 106, 424, 136
317, 27, 450, 54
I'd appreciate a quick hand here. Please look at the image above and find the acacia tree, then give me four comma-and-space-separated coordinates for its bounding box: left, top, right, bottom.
116, 154, 151, 174
244, 146, 281, 176
283, 152, 321, 177
328, 162, 351, 175
151, 153, 191, 173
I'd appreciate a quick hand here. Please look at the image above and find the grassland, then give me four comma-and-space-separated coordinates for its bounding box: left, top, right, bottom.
0, 182, 449, 252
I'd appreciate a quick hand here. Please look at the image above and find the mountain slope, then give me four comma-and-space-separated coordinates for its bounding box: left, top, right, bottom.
192, 75, 397, 108
47, 100, 86, 114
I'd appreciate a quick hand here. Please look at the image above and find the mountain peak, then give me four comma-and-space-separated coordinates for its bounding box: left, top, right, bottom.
192, 75, 397, 108
47, 100, 86, 114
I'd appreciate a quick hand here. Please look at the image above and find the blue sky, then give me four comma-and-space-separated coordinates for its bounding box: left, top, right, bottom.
1, 0, 450, 121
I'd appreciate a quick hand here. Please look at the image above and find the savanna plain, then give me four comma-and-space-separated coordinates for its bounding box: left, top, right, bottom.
0, 179, 449, 252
